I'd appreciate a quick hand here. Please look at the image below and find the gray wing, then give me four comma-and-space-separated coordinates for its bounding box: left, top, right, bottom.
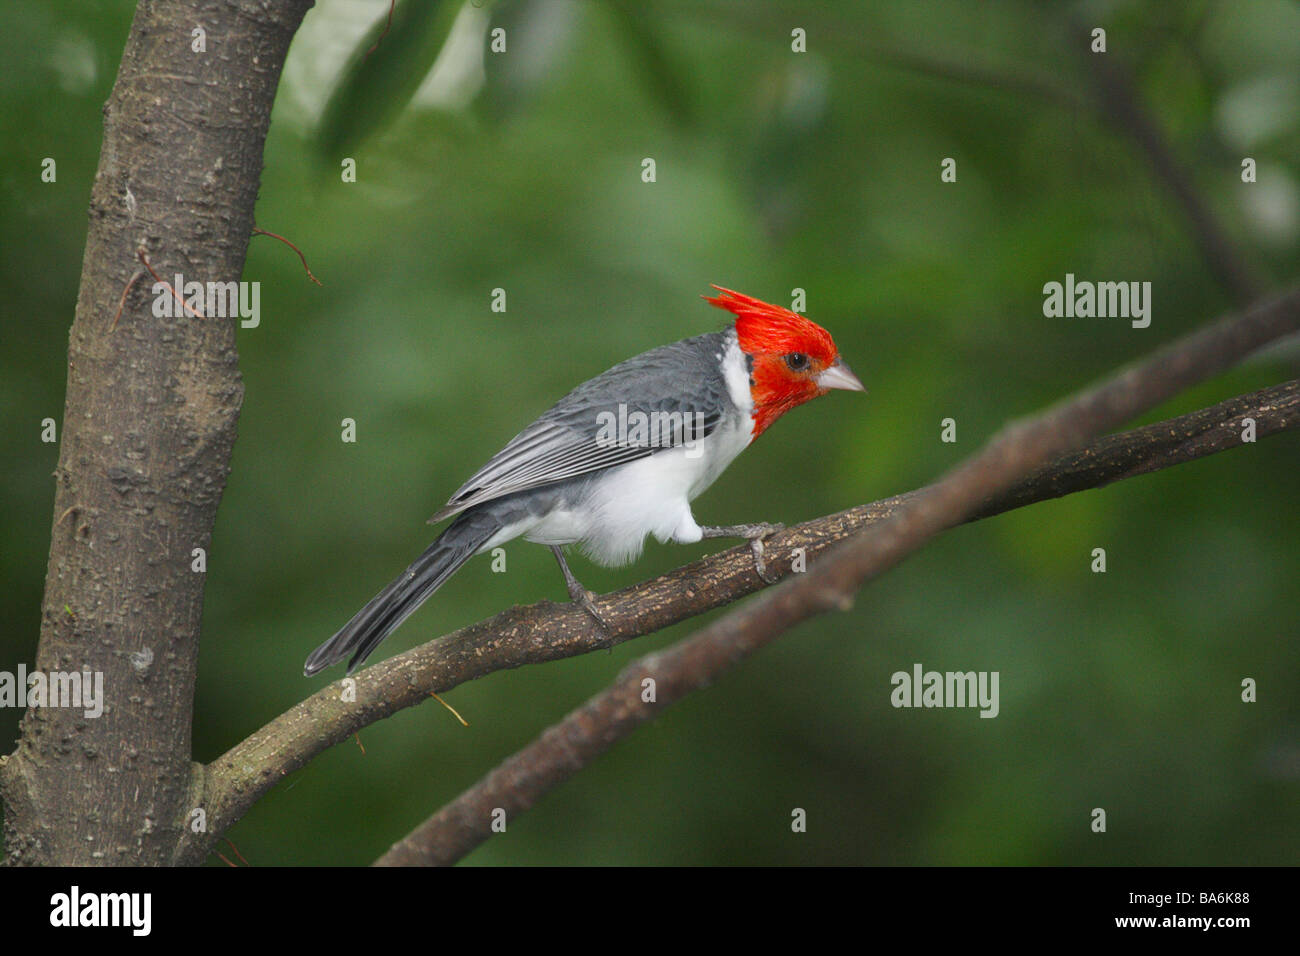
428, 330, 734, 522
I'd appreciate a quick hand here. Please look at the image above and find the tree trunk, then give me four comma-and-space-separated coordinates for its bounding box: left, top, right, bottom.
1, 0, 312, 866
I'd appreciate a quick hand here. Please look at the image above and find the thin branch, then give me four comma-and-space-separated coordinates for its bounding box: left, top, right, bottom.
364, 0, 396, 60
1072, 17, 1266, 302
684, 3, 1262, 302
137, 248, 206, 318
251, 227, 323, 285
189, 285, 1299, 864
967, 378, 1300, 519
669, 0, 1092, 112
108, 268, 143, 331
376, 288, 1300, 866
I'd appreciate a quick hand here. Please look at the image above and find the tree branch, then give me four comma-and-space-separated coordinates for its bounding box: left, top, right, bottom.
1072, 16, 1266, 302
375, 286, 1300, 866
967, 378, 1299, 520
677, 0, 1093, 112
697, 4, 1266, 303
190, 287, 1298, 864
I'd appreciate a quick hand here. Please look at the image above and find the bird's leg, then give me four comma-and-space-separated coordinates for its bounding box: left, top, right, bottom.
550, 545, 610, 631
699, 522, 785, 584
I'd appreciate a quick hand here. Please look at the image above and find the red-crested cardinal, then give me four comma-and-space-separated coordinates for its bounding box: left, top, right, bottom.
304, 287, 864, 675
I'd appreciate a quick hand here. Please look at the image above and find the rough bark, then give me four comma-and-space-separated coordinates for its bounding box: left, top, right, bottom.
0, 0, 312, 866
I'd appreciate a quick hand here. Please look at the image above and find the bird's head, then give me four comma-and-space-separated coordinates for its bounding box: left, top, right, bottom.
705, 285, 864, 437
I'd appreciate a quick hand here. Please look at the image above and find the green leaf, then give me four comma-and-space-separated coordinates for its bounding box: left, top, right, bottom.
316, 0, 466, 158
605, 2, 695, 129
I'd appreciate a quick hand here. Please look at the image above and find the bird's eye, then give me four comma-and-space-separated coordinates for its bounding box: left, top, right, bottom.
784, 352, 809, 372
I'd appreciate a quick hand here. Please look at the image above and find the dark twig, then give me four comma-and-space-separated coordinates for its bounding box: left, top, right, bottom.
136, 248, 205, 318
364, 0, 396, 60
1073, 20, 1266, 302
109, 268, 144, 331
967, 378, 1300, 519
673, 0, 1092, 112
252, 227, 323, 285
225, 838, 250, 866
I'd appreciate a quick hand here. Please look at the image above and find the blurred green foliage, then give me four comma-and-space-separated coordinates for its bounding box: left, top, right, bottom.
2, 0, 1298, 865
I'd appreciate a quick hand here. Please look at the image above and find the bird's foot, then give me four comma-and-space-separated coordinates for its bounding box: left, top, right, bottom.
569, 583, 612, 632
550, 545, 611, 632
572, 587, 611, 632
700, 522, 785, 585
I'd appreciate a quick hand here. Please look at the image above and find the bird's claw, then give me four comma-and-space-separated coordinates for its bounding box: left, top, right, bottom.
570, 587, 612, 633
551, 544, 611, 634
747, 525, 784, 585
699, 522, 785, 584
748, 536, 780, 585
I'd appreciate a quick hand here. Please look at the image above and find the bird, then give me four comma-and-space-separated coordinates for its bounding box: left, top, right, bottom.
303, 286, 865, 676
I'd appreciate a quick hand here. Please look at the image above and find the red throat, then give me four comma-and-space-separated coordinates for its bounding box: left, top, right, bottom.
745, 356, 820, 437
704, 286, 841, 438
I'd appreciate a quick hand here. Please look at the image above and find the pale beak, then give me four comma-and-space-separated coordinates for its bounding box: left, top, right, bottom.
816, 359, 866, 393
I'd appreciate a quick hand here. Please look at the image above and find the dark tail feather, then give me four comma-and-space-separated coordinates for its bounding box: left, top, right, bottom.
303, 515, 499, 676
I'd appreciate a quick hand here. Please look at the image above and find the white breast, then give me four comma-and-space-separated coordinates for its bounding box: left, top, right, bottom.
520, 332, 754, 566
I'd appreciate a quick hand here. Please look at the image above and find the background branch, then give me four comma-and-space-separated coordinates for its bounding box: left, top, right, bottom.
698, 4, 1266, 303
1071, 15, 1266, 302
375, 286, 1300, 865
